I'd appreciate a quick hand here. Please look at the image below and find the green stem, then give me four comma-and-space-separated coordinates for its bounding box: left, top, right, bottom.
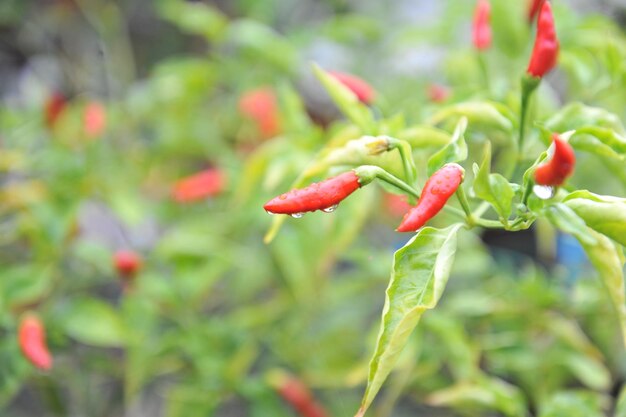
477, 51, 490, 92
455, 186, 474, 225
393, 140, 417, 185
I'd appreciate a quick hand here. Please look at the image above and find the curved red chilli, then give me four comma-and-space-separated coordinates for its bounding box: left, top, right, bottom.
18, 315, 52, 371
534, 134, 575, 186
264, 171, 361, 215
527, 1, 559, 78
328, 71, 375, 104
472, 0, 492, 50
396, 164, 464, 232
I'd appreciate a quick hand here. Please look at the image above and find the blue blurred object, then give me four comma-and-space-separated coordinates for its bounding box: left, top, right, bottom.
556, 232, 588, 284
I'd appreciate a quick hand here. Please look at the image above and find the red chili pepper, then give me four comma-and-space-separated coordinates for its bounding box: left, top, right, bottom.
172, 168, 226, 203
18, 314, 52, 371
328, 71, 375, 105
526, 1, 558, 78
114, 250, 142, 279
472, 0, 492, 51
527, 0, 546, 23
264, 171, 361, 215
396, 164, 464, 232
239, 88, 281, 139
83, 101, 107, 138
534, 133, 575, 186
44, 92, 67, 129
275, 375, 329, 417
427, 84, 451, 103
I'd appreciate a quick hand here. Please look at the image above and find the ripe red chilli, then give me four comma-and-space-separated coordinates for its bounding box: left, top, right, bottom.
114, 250, 143, 278
396, 164, 464, 232
264, 171, 361, 215
328, 71, 375, 104
172, 168, 226, 203
275, 375, 329, 417
527, 0, 546, 23
526, 1, 559, 78
239, 88, 281, 139
44, 92, 67, 129
534, 133, 575, 186
18, 314, 52, 371
472, 0, 492, 51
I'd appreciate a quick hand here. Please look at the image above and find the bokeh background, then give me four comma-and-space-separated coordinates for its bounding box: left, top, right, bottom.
2, 1, 626, 417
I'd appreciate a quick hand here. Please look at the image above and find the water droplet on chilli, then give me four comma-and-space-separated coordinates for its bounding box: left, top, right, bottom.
291, 212, 305, 218
533, 185, 555, 200
322, 204, 338, 213
265, 210, 277, 216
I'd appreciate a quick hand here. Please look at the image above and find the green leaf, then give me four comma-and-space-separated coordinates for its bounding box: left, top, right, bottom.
427, 117, 468, 176
429, 102, 513, 132
397, 125, 451, 148
572, 126, 626, 156
61, 299, 127, 347
426, 375, 527, 417
549, 217, 626, 347
563, 192, 626, 246
472, 142, 514, 223
561, 353, 611, 391
312, 63, 375, 133
538, 391, 606, 417
356, 224, 463, 417
544, 102, 625, 134
544, 204, 597, 246
2, 265, 53, 310
157, 0, 228, 41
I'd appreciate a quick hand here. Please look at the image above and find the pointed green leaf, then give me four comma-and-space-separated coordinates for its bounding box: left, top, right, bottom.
563, 192, 626, 247
356, 224, 464, 417
472, 142, 514, 223
548, 214, 626, 347
61, 299, 127, 347
538, 391, 605, 417
429, 102, 513, 132
544, 204, 597, 246
427, 117, 468, 176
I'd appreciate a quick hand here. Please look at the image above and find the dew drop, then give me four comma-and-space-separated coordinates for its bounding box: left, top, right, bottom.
322, 204, 338, 213
265, 210, 277, 216
291, 212, 305, 218
533, 185, 555, 200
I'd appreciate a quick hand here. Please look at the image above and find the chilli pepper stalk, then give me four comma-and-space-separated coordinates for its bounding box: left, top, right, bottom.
18, 314, 52, 371
534, 133, 576, 186
397, 163, 465, 232
472, 0, 492, 51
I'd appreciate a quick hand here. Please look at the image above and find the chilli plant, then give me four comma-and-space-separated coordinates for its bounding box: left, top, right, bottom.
262, 2, 626, 416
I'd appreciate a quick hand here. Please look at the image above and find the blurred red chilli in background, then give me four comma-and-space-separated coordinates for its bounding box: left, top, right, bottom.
18, 314, 52, 371
427, 84, 451, 103
44, 92, 67, 129
83, 101, 107, 138
238, 88, 281, 139
172, 168, 226, 203
327, 71, 375, 104
383, 193, 412, 218
114, 250, 143, 278
472, 0, 492, 50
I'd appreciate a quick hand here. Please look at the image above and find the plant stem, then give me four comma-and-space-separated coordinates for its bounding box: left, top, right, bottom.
455, 186, 475, 225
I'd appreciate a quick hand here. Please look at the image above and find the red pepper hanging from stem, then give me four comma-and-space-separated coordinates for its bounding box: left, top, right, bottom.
534, 133, 576, 186
526, 1, 558, 78
472, 0, 492, 51
527, 0, 546, 23
396, 164, 465, 232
